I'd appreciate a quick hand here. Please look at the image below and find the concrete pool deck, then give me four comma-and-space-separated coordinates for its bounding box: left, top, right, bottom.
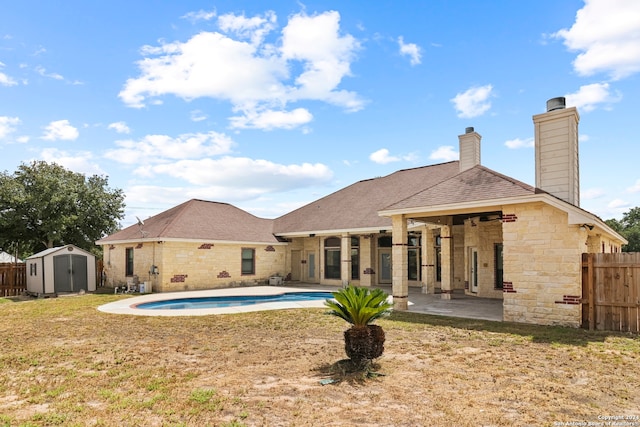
97, 284, 503, 322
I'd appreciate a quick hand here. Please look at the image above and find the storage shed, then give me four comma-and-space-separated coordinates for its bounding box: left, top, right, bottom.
26, 245, 96, 296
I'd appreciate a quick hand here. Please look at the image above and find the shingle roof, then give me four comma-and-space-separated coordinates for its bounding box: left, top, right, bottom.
383, 165, 536, 211
97, 199, 280, 244
273, 162, 461, 234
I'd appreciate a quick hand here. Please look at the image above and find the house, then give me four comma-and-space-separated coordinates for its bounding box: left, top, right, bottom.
97, 97, 626, 327
26, 244, 97, 296
97, 201, 287, 292
0, 251, 22, 263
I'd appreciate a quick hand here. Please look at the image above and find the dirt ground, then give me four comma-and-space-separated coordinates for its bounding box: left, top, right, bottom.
0, 293, 639, 426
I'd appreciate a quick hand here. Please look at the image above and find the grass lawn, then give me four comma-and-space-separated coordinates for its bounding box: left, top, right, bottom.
0, 293, 639, 426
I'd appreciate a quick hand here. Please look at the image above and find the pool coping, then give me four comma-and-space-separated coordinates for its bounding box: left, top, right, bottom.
97, 286, 336, 316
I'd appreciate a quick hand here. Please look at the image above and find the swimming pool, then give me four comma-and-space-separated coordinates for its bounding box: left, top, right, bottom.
135, 291, 335, 310
97, 286, 338, 316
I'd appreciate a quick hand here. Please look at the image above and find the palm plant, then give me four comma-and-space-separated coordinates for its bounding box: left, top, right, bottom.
324, 285, 393, 367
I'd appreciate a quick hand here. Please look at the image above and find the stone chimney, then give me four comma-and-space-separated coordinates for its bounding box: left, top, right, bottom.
533, 97, 580, 206
458, 126, 481, 172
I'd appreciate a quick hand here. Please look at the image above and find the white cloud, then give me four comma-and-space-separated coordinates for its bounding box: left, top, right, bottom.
182, 9, 217, 23
0, 116, 20, 139
146, 157, 333, 191
281, 11, 362, 110
229, 107, 312, 130
608, 198, 631, 209
42, 120, 79, 141
0, 72, 17, 86
35, 65, 63, 80
108, 121, 131, 134
0, 62, 17, 86
553, 0, 640, 79
104, 131, 234, 165
190, 110, 207, 122
505, 137, 534, 149
627, 180, 640, 193
429, 146, 458, 162
39, 148, 105, 176
369, 148, 417, 164
565, 82, 622, 112
119, 10, 364, 130
582, 188, 605, 199
451, 85, 493, 118
370, 148, 399, 164
398, 36, 421, 65
218, 11, 277, 45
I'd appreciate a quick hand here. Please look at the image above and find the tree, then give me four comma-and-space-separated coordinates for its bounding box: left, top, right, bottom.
0, 161, 125, 257
324, 286, 393, 369
606, 207, 640, 252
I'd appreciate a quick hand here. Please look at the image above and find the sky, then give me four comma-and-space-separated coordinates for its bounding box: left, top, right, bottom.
1, 0, 640, 228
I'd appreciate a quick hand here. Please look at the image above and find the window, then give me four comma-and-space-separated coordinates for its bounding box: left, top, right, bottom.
378, 235, 392, 247
494, 244, 503, 289
435, 236, 442, 282
324, 237, 341, 280
408, 234, 421, 281
125, 247, 134, 276
351, 236, 360, 280
30, 263, 37, 276
241, 248, 255, 275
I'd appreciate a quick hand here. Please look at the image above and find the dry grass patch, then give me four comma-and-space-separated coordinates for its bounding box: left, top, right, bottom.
0, 293, 639, 426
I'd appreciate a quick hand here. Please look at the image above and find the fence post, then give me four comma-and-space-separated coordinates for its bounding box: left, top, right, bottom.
587, 254, 595, 331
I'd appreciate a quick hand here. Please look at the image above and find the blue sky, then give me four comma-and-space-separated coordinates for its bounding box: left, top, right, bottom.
1, 0, 639, 227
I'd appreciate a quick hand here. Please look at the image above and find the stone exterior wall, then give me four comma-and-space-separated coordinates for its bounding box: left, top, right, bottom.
586, 233, 622, 253
501, 202, 585, 327
102, 241, 286, 293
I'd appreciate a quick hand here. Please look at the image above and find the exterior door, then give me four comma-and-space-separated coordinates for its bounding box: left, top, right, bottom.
290, 250, 301, 281
379, 249, 392, 284
307, 252, 316, 282
469, 248, 478, 293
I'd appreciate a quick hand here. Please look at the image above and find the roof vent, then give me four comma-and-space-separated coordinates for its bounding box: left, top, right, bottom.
546, 97, 566, 112
465, 127, 474, 134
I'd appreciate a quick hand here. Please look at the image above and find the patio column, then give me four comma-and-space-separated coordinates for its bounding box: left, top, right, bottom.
360, 235, 375, 287
440, 219, 454, 300
392, 215, 408, 310
341, 233, 351, 286
422, 226, 435, 293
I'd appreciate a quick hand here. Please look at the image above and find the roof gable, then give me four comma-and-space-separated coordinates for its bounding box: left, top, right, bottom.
384, 165, 536, 211
97, 199, 279, 244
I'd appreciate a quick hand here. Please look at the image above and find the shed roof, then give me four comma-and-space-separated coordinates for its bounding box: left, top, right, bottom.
27, 245, 95, 260
273, 161, 461, 235
97, 199, 280, 244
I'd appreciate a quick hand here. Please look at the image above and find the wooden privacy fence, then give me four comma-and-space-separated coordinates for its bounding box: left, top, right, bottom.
0, 263, 26, 297
582, 252, 640, 333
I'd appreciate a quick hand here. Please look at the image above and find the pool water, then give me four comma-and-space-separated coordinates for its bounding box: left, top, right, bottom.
135, 291, 335, 310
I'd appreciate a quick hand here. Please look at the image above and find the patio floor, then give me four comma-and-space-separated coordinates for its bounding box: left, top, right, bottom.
289, 283, 504, 322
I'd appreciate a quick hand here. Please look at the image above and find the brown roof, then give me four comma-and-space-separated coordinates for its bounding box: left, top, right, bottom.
383, 165, 536, 211
97, 199, 280, 244
273, 162, 461, 234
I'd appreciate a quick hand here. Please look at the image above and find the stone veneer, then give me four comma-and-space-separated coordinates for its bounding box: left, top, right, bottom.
102, 241, 286, 292
501, 202, 586, 327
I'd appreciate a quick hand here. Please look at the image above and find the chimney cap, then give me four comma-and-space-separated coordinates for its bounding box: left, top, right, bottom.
465, 126, 475, 134
546, 97, 566, 112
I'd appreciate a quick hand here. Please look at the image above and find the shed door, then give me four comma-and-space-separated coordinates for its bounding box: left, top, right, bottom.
53, 254, 88, 293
